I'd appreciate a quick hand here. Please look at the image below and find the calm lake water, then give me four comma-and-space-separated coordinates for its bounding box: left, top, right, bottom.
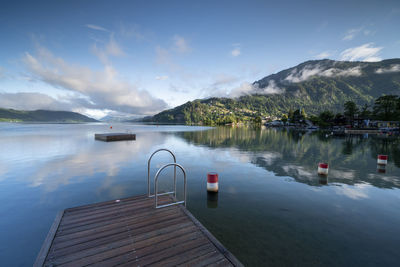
0, 123, 400, 266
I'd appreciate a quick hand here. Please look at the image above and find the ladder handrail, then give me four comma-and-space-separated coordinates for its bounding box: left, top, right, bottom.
147, 149, 177, 197
154, 163, 187, 209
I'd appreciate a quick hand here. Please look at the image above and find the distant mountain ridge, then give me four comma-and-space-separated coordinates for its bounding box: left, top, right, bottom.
0, 108, 98, 122
149, 58, 400, 124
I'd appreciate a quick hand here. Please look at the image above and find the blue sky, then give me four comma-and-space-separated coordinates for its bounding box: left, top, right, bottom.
0, 0, 399, 118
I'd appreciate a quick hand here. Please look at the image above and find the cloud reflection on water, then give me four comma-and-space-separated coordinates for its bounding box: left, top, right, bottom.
30, 132, 165, 191
333, 183, 371, 199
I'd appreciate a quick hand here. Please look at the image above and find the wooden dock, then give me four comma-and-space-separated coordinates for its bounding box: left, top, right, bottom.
35, 194, 242, 267
344, 129, 380, 134
95, 133, 136, 142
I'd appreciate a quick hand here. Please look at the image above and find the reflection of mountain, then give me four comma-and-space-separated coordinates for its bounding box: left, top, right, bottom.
178, 127, 400, 189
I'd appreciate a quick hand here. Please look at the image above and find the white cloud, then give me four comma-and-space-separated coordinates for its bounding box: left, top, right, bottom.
0, 66, 5, 80
155, 45, 182, 74
229, 81, 283, 97
320, 66, 362, 77
314, 51, 332, 59
172, 35, 191, 53
85, 24, 110, 32
343, 28, 362, 41
340, 43, 383, 62
231, 48, 241, 57
257, 80, 284, 94
155, 75, 169, 80
22, 46, 167, 115
229, 82, 254, 97
0, 92, 81, 111
285, 66, 323, 83
105, 34, 124, 56
211, 74, 238, 87
375, 64, 400, 74
92, 34, 125, 64
342, 27, 372, 41
285, 64, 362, 83
119, 23, 146, 41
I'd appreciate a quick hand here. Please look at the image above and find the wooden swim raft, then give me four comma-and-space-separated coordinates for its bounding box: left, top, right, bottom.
95, 133, 136, 142
34, 194, 243, 266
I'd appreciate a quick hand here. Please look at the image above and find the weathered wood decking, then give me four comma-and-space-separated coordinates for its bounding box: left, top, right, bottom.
95, 133, 136, 142
35, 194, 242, 267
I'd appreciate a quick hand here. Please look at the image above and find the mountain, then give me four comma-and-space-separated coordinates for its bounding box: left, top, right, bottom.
99, 114, 142, 122
0, 108, 98, 122
148, 59, 400, 124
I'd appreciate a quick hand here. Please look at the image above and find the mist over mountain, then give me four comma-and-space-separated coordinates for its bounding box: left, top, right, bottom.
148, 59, 400, 124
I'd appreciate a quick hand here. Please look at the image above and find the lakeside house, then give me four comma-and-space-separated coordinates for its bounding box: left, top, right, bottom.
372, 120, 400, 128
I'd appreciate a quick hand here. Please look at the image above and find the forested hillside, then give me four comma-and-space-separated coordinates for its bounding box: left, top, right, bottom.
148, 59, 400, 124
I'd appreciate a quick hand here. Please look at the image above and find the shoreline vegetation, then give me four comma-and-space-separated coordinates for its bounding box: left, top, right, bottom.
142, 95, 400, 133
270, 95, 400, 132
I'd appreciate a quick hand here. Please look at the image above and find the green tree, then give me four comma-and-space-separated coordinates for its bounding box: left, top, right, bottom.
344, 101, 358, 125
253, 116, 262, 125
318, 110, 334, 127
359, 104, 372, 119
288, 109, 294, 122
301, 108, 307, 119
373, 95, 399, 121
281, 114, 288, 123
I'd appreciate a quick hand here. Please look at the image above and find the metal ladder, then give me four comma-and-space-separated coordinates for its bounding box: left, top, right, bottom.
147, 149, 187, 208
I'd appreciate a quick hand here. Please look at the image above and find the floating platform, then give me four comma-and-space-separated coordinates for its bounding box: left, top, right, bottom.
95, 133, 136, 142
35, 194, 242, 267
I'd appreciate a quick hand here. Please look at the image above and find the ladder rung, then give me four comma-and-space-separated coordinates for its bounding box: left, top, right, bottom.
156, 201, 185, 209
148, 191, 175, 198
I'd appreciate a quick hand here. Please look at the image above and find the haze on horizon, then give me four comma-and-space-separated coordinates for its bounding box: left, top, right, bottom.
0, 0, 399, 119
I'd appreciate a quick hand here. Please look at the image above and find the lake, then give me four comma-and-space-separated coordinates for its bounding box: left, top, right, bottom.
0, 123, 399, 266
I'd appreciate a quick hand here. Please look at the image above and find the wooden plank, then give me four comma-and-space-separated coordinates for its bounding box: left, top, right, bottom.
50, 224, 198, 265
61, 195, 172, 224
64, 194, 147, 213
55, 211, 183, 244
151, 243, 217, 266
58, 206, 179, 236
52, 219, 192, 259
34, 210, 64, 267
210, 258, 234, 267
61, 199, 157, 226
58, 230, 206, 267
176, 250, 225, 267
52, 214, 188, 251
93, 232, 210, 267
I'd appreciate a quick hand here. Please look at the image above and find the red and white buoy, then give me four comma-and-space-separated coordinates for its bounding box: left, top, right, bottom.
318, 163, 329, 175
207, 172, 219, 193
377, 155, 388, 165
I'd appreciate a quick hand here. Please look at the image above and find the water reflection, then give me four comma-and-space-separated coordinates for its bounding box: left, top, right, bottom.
1, 124, 399, 267
178, 127, 400, 189
318, 175, 328, 185
207, 192, 218, 208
